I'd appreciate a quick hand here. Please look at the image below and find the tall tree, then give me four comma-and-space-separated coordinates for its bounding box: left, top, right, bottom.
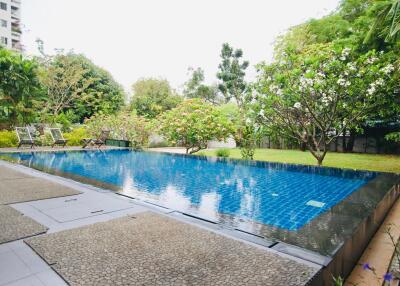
366, 0, 400, 43
216, 43, 249, 108
39, 53, 94, 118
39, 52, 125, 122
253, 45, 399, 165
183, 67, 221, 104
130, 78, 182, 118
0, 48, 43, 125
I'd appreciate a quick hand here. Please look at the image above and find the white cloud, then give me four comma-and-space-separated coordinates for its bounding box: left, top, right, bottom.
21, 0, 339, 93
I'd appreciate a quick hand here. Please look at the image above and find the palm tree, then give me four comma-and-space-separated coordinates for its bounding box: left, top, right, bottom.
365, 0, 400, 43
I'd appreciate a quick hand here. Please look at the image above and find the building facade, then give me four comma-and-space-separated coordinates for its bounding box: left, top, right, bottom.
0, 0, 21, 51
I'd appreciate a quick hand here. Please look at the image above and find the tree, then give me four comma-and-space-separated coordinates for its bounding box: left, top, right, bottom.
130, 78, 182, 118
183, 67, 222, 104
39, 53, 95, 118
0, 48, 43, 125
367, 0, 400, 43
37, 49, 125, 123
252, 45, 399, 165
68, 54, 125, 121
158, 99, 234, 154
216, 43, 249, 108
85, 111, 150, 148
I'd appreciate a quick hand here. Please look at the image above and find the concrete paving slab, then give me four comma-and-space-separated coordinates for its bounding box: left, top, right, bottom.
28, 192, 138, 222
0, 250, 34, 285
3, 275, 44, 286
0, 206, 47, 244
0, 177, 80, 205
35, 269, 66, 286
0, 166, 33, 181
26, 212, 318, 286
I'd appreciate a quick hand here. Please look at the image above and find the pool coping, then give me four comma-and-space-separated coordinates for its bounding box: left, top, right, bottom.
0, 148, 399, 285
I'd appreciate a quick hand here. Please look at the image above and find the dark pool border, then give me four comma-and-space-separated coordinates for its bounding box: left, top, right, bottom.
0, 148, 399, 285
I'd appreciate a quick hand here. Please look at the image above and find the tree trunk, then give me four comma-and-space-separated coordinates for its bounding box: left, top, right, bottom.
345, 130, 356, 153
342, 129, 347, 153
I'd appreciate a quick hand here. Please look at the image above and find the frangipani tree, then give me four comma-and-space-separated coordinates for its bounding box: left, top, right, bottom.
252, 44, 399, 165
158, 99, 234, 154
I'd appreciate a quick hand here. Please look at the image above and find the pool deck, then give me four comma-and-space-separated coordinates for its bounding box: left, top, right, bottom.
0, 158, 321, 286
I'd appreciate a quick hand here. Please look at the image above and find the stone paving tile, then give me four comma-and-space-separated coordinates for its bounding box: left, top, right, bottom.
0, 205, 47, 245
26, 212, 317, 286
0, 177, 80, 205
0, 166, 33, 180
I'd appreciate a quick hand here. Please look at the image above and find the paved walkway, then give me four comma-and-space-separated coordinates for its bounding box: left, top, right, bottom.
0, 160, 320, 286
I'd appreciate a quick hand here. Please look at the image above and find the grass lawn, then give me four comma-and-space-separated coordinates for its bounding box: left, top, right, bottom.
198, 148, 400, 173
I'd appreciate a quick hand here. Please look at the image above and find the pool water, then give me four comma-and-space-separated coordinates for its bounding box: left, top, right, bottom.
1, 150, 377, 231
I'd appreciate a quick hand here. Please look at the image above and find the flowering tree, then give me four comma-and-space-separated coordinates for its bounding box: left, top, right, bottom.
252, 44, 399, 165
85, 112, 150, 148
158, 99, 234, 154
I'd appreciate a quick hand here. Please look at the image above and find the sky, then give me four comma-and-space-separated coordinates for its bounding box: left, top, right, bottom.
21, 0, 340, 93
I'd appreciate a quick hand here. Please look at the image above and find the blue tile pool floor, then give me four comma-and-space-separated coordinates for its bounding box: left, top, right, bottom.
0, 150, 377, 231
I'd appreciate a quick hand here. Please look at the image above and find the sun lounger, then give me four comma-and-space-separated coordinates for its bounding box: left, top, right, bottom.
49, 128, 68, 148
82, 130, 110, 148
15, 127, 36, 148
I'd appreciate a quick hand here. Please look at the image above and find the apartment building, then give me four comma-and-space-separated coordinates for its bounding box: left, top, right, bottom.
0, 0, 21, 51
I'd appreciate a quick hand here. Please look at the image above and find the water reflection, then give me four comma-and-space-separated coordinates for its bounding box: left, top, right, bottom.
2, 149, 376, 233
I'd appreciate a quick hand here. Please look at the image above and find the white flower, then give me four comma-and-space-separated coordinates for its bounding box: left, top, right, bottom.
381, 64, 394, 75
366, 57, 378, 64
276, 89, 283, 96
293, 102, 302, 109
340, 48, 351, 60
337, 78, 346, 86
375, 78, 384, 86
347, 63, 357, 71
258, 109, 265, 117
367, 85, 376, 96
342, 47, 351, 56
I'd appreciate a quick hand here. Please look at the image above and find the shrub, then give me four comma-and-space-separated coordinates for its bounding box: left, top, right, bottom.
215, 148, 230, 157
37, 132, 53, 146
158, 99, 234, 154
0, 130, 18, 147
64, 127, 89, 146
85, 112, 151, 148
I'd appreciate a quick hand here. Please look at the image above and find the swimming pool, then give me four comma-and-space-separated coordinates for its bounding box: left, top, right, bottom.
0, 149, 377, 231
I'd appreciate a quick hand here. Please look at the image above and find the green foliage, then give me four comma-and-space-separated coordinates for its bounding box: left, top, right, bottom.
38, 51, 125, 123
0, 48, 44, 125
64, 127, 88, 146
130, 78, 182, 118
367, 0, 400, 43
158, 99, 234, 154
69, 54, 125, 120
274, 0, 400, 57
183, 67, 222, 104
85, 112, 150, 148
37, 132, 53, 146
215, 148, 230, 157
385, 131, 400, 142
217, 43, 249, 107
240, 125, 256, 160
0, 130, 18, 147
253, 45, 399, 165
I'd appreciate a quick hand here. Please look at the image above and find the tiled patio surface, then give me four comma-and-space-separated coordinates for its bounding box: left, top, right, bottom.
0, 205, 47, 244
26, 212, 317, 286
0, 166, 80, 205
